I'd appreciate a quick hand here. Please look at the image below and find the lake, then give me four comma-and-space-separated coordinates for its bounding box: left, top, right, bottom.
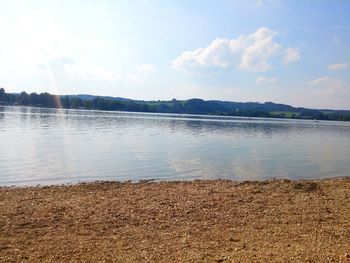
1, 106, 350, 185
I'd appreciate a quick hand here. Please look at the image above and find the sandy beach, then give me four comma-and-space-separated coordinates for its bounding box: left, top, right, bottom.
1, 178, 350, 262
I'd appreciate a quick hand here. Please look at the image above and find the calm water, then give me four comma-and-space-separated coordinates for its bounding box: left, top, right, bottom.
1, 106, 350, 185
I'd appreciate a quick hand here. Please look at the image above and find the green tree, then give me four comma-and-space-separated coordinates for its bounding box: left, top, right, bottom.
19, 91, 30, 105
61, 95, 70, 108
0, 88, 5, 101
29, 92, 40, 106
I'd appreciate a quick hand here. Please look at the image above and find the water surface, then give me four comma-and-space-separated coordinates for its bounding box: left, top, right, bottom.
1, 106, 350, 185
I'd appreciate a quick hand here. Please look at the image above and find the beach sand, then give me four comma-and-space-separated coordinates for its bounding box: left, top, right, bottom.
1, 178, 350, 262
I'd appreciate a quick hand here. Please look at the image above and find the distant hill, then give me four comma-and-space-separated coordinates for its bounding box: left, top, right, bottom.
0, 88, 349, 121
70, 94, 132, 102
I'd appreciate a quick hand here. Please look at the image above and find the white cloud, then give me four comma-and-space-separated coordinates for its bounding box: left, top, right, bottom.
127, 64, 155, 83
238, 28, 281, 71
283, 48, 300, 64
11, 13, 69, 49
256, 77, 278, 85
308, 76, 330, 86
64, 63, 120, 82
66, 63, 156, 83
37, 53, 156, 83
0, 12, 128, 86
333, 36, 342, 43
328, 63, 349, 71
36, 55, 121, 82
172, 27, 282, 72
136, 64, 155, 76
256, 0, 280, 6
172, 38, 232, 70
308, 76, 348, 94
36, 56, 75, 70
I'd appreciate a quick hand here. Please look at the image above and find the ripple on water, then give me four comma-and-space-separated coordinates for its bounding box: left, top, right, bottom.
1, 106, 350, 185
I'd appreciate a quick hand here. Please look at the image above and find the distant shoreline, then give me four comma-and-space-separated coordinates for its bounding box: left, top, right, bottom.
1, 177, 350, 262
1, 88, 350, 121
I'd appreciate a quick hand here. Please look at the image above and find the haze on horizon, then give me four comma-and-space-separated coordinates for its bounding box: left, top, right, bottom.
0, 0, 349, 110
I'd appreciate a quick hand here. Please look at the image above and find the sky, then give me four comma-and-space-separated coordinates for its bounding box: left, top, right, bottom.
0, 0, 350, 109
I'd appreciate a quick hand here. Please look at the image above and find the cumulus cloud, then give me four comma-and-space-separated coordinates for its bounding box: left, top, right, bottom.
328, 63, 349, 71
283, 48, 300, 64
172, 38, 233, 71
238, 28, 281, 71
308, 76, 348, 94
172, 27, 282, 72
256, 77, 278, 85
172, 27, 295, 72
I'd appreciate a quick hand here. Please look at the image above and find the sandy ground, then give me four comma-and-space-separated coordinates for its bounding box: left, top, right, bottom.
1, 178, 350, 263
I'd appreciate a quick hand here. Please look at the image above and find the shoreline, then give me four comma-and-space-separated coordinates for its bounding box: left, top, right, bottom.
1, 178, 350, 262
2, 175, 350, 188
2, 105, 350, 123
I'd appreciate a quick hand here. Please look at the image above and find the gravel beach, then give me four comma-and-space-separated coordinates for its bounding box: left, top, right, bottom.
1, 178, 350, 262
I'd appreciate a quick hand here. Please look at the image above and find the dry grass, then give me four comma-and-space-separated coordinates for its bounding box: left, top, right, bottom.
1, 178, 350, 262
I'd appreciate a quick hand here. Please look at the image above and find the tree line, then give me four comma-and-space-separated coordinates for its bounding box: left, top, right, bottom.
0, 88, 349, 121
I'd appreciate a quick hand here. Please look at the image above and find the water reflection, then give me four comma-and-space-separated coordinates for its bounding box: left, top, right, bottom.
0, 106, 350, 185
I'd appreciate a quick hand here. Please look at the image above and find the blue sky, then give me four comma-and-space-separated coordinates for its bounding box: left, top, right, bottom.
0, 0, 349, 109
